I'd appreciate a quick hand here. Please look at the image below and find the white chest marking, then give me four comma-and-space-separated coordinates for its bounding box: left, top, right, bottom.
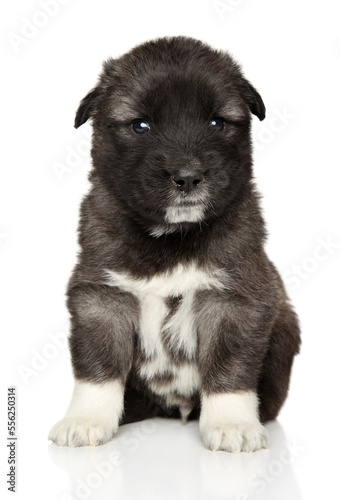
104, 263, 229, 400
105, 263, 228, 297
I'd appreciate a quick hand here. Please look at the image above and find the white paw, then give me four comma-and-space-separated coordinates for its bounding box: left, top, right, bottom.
201, 422, 268, 453
49, 379, 125, 447
48, 417, 118, 447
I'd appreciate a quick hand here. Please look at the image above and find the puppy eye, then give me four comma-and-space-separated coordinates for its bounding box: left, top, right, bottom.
132, 119, 150, 134
209, 117, 225, 131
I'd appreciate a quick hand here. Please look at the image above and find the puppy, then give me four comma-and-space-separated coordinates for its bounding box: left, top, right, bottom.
49, 36, 300, 452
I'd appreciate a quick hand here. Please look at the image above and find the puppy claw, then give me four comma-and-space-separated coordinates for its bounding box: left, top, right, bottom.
48, 417, 118, 447
201, 422, 268, 453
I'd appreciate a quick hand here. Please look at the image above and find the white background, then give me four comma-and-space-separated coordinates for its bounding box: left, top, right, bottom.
1, 0, 340, 498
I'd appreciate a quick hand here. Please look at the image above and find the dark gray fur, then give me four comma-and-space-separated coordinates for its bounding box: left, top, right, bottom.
67, 36, 300, 425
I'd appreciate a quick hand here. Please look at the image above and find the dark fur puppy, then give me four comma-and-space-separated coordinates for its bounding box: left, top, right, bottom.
49, 37, 300, 452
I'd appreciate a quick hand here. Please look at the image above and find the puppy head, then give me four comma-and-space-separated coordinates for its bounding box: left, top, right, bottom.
75, 37, 265, 235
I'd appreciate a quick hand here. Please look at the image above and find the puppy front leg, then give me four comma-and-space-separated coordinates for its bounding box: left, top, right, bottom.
49, 379, 125, 447
196, 293, 271, 453
49, 283, 138, 447
199, 391, 268, 453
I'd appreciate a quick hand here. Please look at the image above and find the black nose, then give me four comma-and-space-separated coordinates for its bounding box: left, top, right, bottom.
172, 169, 204, 194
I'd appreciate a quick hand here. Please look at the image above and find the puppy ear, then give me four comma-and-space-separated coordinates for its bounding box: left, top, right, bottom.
240, 79, 266, 121
74, 87, 102, 128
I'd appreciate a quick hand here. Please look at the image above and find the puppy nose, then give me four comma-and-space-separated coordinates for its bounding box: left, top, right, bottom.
172, 169, 204, 194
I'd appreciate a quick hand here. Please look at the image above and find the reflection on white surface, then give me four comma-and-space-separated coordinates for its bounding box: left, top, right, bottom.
48, 419, 302, 500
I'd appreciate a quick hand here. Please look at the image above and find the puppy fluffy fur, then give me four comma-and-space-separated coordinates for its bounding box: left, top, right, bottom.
49, 37, 300, 452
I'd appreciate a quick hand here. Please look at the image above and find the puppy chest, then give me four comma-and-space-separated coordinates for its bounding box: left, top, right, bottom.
104, 263, 229, 400
135, 284, 200, 401
139, 291, 196, 361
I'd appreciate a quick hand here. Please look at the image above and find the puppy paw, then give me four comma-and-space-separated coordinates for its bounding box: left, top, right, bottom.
201, 422, 268, 453
48, 417, 118, 447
